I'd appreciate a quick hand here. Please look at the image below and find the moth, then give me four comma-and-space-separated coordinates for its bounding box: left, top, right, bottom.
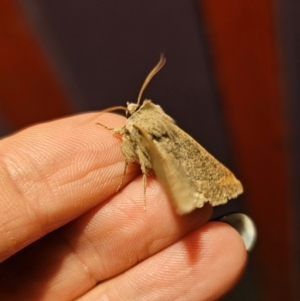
100, 55, 243, 215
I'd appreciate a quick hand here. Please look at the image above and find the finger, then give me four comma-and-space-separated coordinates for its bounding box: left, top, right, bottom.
0, 113, 139, 261
78, 222, 247, 301
0, 176, 213, 300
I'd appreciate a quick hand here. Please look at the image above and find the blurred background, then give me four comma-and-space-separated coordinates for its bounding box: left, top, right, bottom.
1, 0, 299, 300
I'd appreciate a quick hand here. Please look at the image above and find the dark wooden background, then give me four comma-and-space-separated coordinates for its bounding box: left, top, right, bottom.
1, 0, 299, 300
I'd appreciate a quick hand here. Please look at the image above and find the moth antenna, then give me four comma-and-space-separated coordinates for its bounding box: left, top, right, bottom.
136, 53, 166, 106
93, 106, 127, 125
101, 105, 128, 114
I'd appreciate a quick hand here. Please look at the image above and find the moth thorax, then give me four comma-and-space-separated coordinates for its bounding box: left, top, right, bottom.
127, 102, 139, 115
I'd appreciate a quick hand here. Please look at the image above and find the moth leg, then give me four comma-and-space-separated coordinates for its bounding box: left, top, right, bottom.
95, 122, 113, 131
96, 123, 125, 136
143, 173, 147, 211
116, 161, 129, 192
138, 162, 148, 211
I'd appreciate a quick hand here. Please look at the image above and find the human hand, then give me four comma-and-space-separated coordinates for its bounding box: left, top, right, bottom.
0, 113, 246, 300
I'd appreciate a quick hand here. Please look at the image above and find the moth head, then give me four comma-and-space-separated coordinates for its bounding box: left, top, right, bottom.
126, 102, 139, 116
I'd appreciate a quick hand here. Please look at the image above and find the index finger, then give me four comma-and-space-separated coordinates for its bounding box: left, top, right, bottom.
0, 112, 139, 262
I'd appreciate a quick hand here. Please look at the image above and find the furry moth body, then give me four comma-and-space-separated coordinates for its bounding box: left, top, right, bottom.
104, 55, 243, 215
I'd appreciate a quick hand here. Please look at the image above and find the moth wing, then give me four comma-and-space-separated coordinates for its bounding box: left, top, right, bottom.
170, 127, 243, 208
133, 124, 200, 215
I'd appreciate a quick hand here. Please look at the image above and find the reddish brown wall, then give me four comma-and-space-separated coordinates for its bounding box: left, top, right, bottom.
200, 0, 294, 300
0, 0, 72, 130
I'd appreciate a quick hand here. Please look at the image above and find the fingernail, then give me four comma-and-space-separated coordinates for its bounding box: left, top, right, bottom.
216, 213, 257, 252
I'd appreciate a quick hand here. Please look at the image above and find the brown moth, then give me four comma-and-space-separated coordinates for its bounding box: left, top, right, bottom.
101, 55, 243, 215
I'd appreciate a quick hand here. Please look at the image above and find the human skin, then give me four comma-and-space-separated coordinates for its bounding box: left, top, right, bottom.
0, 113, 247, 300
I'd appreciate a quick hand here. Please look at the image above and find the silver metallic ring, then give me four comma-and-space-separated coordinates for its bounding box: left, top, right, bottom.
216, 213, 257, 252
